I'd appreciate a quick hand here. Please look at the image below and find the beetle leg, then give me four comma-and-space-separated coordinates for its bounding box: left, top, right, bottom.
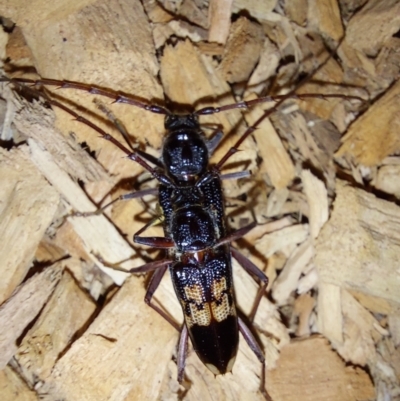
205, 129, 223, 155
238, 317, 272, 401
1, 76, 170, 114
143, 262, 181, 331
177, 325, 189, 383
220, 170, 251, 181
3, 77, 175, 186
231, 247, 268, 322
134, 235, 174, 248
215, 222, 256, 247
133, 217, 175, 248
75, 187, 158, 217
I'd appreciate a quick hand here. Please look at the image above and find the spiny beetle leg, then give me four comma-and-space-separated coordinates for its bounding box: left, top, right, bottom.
143, 262, 181, 331
4, 77, 175, 187
132, 212, 175, 248
94, 99, 164, 167
205, 129, 223, 155
74, 187, 158, 217
133, 235, 174, 248
128, 258, 172, 274
238, 317, 272, 401
177, 325, 189, 383
98, 255, 180, 331
220, 170, 251, 181
216, 222, 257, 248
93, 254, 171, 274
231, 247, 268, 322
1, 76, 170, 115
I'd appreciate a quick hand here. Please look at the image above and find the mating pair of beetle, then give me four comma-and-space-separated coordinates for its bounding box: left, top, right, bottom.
4, 70, 360, 399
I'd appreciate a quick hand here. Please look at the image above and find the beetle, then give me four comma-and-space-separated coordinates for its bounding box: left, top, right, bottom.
2, 71, 361, 401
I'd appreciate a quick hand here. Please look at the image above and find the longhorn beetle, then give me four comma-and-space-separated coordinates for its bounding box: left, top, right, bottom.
2, 58, 362, 399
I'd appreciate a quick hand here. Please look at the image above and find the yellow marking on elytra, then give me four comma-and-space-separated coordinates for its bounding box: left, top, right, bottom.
182, 278, 236, 327
183, 284, 211, 326
211, 277, 233, 323
189, 302, 211, 326
184, 284, 204, 304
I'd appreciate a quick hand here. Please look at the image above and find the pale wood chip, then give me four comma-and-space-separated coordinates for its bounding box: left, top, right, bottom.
315, 180, 400, 304
317, 282, 343, 344
0, 147, 59, 305
336, 79, 400, 166
273, 238, 314, 305
208, 0, 233, 44
308, 0, 344, 41
39, 276, 177, 401
0, 366, 38, 401
0, 263, 62, 369
301, 169, 329, 238
256, 224, 309, 259
373, 164, 400, 198
294, 293, 316, 337
334, 289, 382, 366
15, 270, 96, 385
345, 0, 400, 56
266, 336, 375, 401
219, 17, 264, 84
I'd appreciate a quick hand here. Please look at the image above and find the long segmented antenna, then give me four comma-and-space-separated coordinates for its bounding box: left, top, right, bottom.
1, 77, 170, 115
195, 36, 367, 171
199, 91, 365, 172
2, 73, 365, 188
1, 77, 176, 188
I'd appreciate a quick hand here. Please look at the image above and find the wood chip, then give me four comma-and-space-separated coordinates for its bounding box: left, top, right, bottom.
336, 79, 400, 166
293, 293, 315, 337
39, 276, 177, 401
0, 147, 59, 305
308, 0, 344, 41
14, 270, 96, 385
301, 169, 328, 239
0, 366, 38, 401
335, 290, 382, 366
345, 0, 400, 56
246, 100, 296, 189
373, 164, 400, 198
0, 263, 62, 369
272, 238, 314, 305
208, 0, 233, 44
317, 282, 343, 344
256, 224, 309, 259
219, 17, 264, 84
315, 180, 400, 304
266, 336, 375, 401
232, 0, 277, 21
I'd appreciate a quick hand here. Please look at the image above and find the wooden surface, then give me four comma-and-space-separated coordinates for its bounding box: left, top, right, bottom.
1, 0, 399, 400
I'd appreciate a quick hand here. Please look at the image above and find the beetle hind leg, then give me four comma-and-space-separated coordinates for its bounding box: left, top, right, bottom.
238, 317, 272, 401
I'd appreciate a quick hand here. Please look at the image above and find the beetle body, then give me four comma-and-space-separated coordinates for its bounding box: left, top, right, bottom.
158, 114, 239, 375
171, 245, 238, 374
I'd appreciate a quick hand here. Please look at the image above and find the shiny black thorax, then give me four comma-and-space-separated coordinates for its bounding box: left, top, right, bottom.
158, 113, 227, 249
158, 113, 238, 374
